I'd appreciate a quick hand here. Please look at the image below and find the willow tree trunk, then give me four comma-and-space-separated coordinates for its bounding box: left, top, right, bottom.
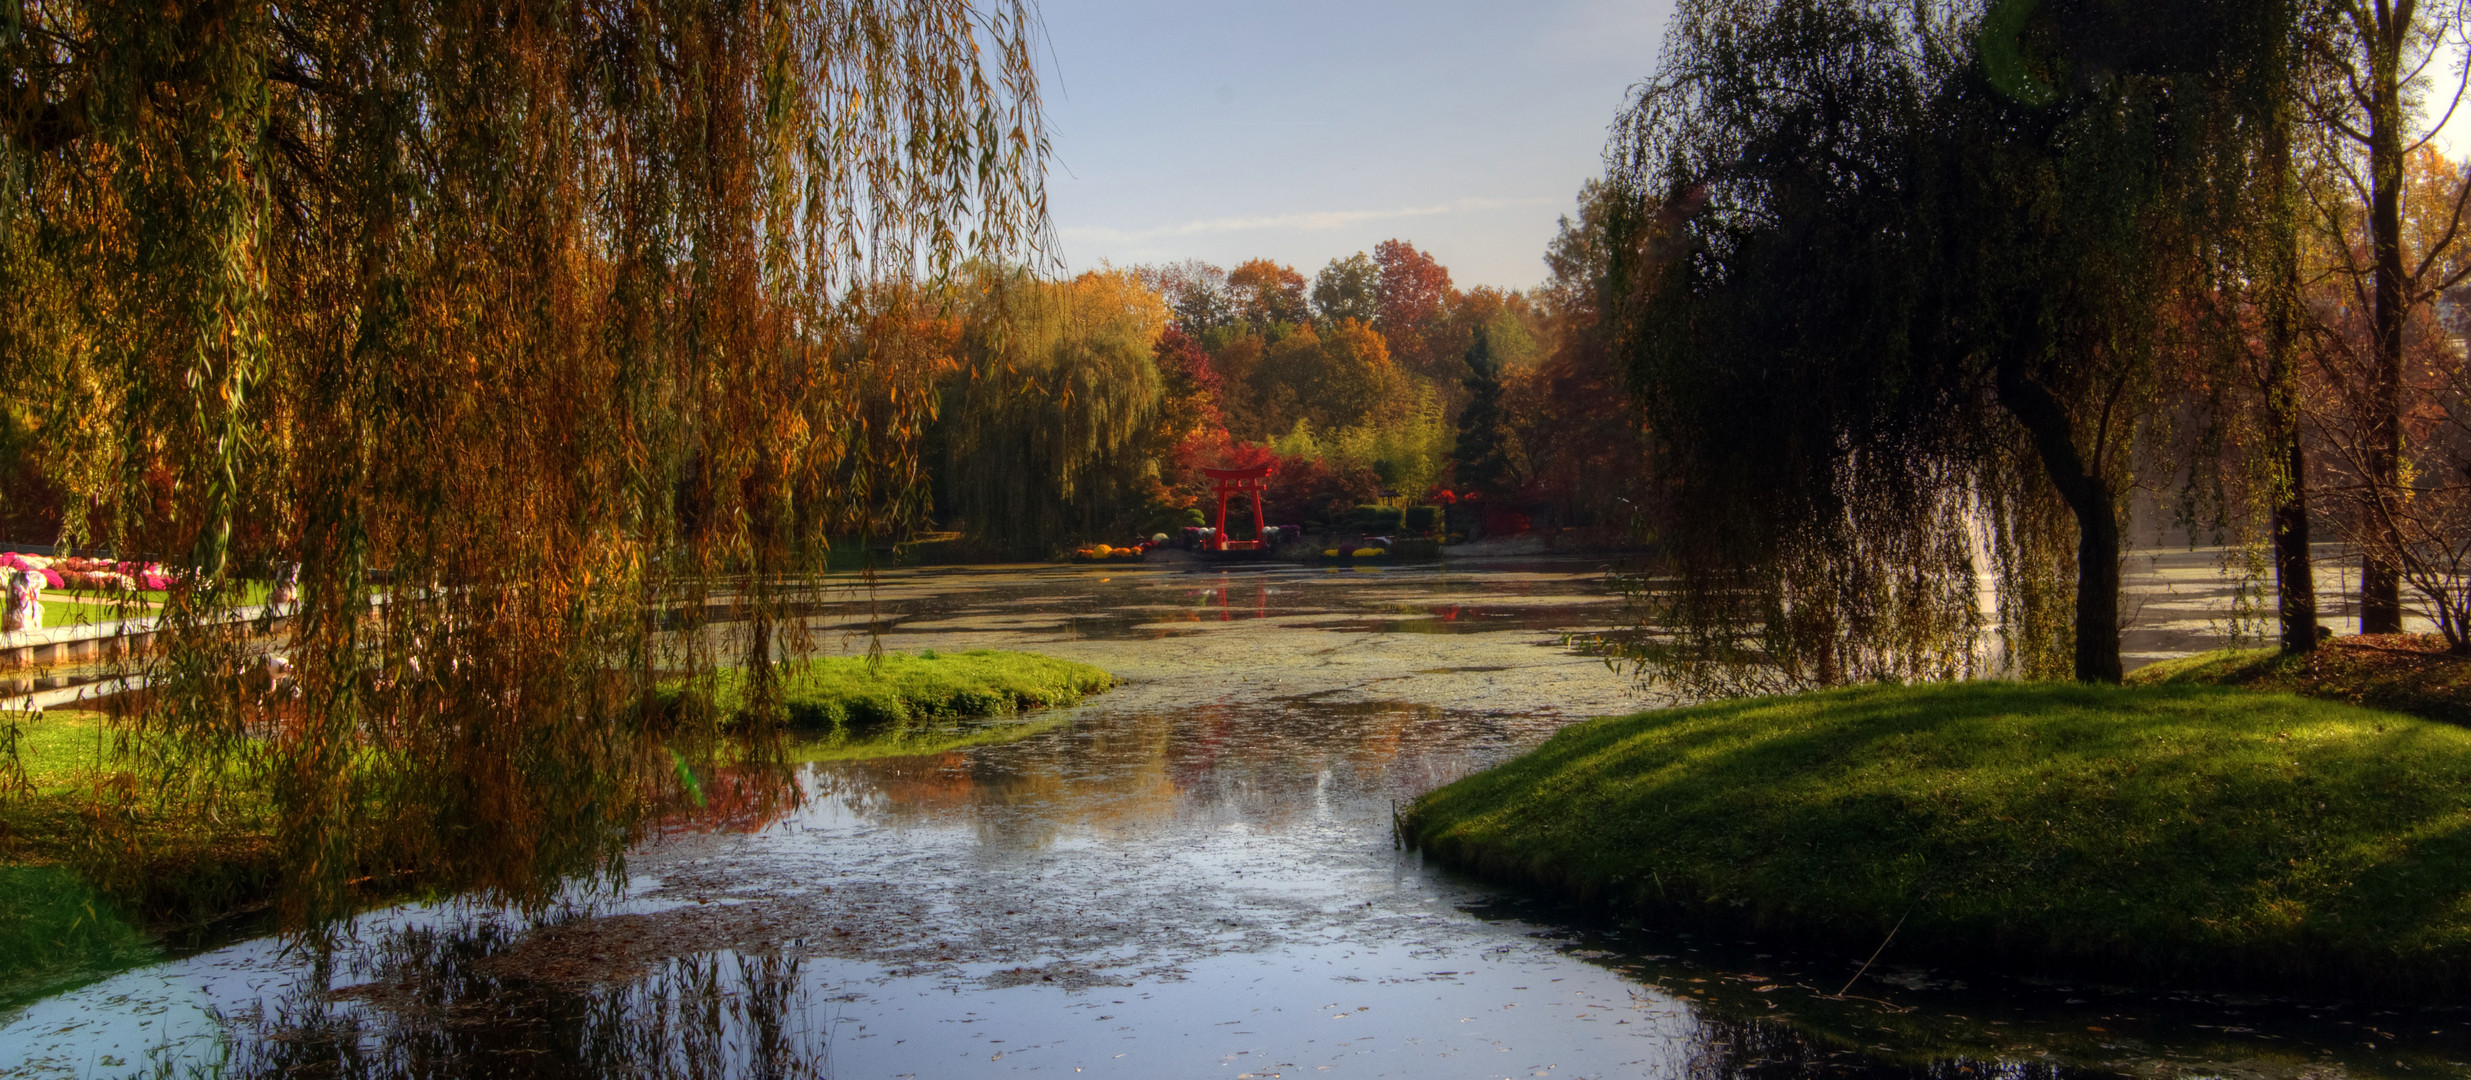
2060, 472, 2125, 684
2362, 11, 2408, 634
2265, 112, 2321, 652
1997, 362, 2124, 684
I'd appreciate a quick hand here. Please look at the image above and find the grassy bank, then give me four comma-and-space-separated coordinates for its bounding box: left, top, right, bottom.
674, 649, 1115, 747
0, 711, 276, 893
0, 711, 267, 1012
2132, 634, 2470, 727
1404, 681, 2471, 995
0, 866, 156, 1012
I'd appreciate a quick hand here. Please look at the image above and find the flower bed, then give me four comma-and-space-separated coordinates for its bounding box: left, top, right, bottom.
0, 552, 174, 592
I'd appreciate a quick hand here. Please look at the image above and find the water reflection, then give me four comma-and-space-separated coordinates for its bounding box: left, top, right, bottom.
192, 916, 2099, 1080
809, 701, 1464, 846
225, 927, 827, 1079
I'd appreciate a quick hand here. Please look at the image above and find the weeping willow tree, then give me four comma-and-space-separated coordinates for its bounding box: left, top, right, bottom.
1602, 0, 1993, 695
0, 0, 1049, 929
937, 266, 1167, 559
1605, 0, 2291, 690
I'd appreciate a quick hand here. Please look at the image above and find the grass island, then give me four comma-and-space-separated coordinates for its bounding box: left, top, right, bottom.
1403, 639, 2471, 997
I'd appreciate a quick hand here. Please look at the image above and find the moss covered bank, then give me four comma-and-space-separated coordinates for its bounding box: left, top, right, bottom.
1403, 680, 2471, 996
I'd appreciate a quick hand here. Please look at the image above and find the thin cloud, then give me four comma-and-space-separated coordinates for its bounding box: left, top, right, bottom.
1061, 196, 1558, 244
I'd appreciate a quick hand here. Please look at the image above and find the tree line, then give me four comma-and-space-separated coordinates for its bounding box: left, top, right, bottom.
910, 233, 1643, 558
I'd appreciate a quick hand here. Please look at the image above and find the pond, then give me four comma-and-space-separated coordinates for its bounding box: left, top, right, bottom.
4, 552, 2465, 1079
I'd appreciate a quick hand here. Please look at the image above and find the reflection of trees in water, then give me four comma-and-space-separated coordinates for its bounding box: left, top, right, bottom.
1173, 701, 1432, 827
1685, 1013, 2078, 1080
227, 926, 826, 1079
809, 702, 1481, 845
655, 760, 807, 837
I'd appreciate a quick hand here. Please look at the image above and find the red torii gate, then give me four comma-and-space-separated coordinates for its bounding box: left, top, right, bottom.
1200, 464, 1273, 552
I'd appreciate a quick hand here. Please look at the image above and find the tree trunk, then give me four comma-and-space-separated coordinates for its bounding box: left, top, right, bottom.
1996, 362, 2124, 683
2064, 475, 2125, 684
2265, 108, 2320, 652
2363, 17, 2408, 633
2272, 431, 2320, 650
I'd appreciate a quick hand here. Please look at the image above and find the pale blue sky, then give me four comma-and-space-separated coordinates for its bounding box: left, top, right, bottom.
1035, 1, 1675, 290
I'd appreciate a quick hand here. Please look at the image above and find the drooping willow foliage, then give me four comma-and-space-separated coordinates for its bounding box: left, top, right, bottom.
1602, 0, 2293, 691
1600, 0, 2000, 694
936, 266, 1168, 559
0, 0, 1049, 928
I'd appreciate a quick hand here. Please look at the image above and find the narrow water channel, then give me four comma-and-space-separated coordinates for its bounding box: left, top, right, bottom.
4, 555, 2465, 1079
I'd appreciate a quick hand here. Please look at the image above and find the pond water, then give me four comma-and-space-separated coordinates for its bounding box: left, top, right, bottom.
4, 552, 2466, 1080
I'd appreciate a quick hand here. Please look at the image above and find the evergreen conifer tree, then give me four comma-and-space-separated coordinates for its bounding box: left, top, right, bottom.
1452, 328, 1519, 495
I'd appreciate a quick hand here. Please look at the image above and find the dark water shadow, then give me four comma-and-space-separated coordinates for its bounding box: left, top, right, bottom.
1439, 872, 2471, 1079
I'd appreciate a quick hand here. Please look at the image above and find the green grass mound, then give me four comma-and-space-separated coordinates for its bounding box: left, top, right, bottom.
1404, 681, 2471, 996
672, 650, 1115, 741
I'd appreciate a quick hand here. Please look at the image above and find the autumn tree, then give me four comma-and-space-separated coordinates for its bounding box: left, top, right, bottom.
2305, 144, 2471, 649
1262, 451, 1384, 529
1140, 326, 1236, 520
1373, 239, 1458, 376
1140, 259, 1236, 337
1227, 258, 1311, 330
940, 268, 1168, 558
1151, 327, 1230, 459
1517, 179, 1648, 529
2301, 0, 2470, 633
1251, 319, 1408, 435
1431, 286, 1543, 401
1312, 253, 1381, 323
1316, 319, 1410, 430
0, 0, 1051, 926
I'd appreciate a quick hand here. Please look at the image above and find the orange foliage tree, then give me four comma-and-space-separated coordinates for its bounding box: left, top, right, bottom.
0, 0, 1051, 928
1373, 239, 1459, 378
